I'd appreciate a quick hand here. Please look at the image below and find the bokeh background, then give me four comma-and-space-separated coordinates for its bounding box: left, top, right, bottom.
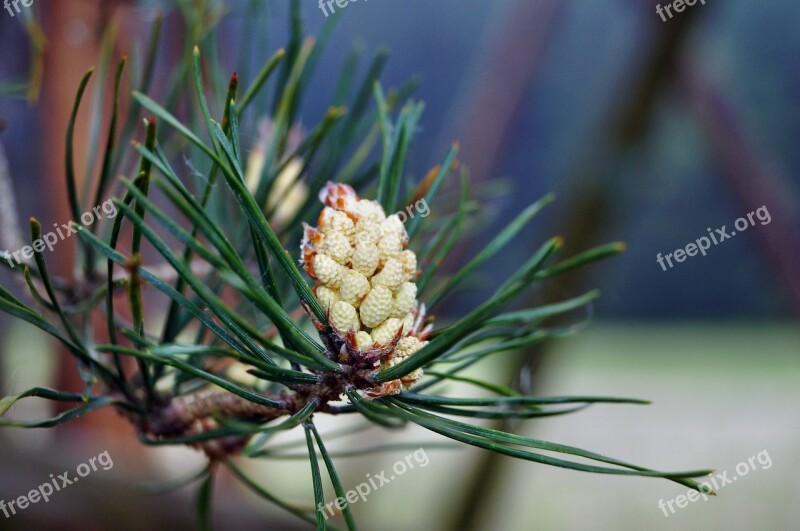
1, 1, 798, 529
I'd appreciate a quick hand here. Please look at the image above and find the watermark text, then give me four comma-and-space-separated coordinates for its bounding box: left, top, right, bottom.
656, 205, 770, 271
657, 0, 707, 23
2, 200, 118, 270
658, 449, 772, 517
317, 448, 429, 519
0, 450, 114, 519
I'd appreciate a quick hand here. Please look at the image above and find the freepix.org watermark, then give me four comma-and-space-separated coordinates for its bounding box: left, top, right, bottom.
396, 197, 430, 224
318, 0, 367, 18
0, 450, 114, 519
1, 200, 118, 270
658, 449, 772, 517
656, 0, 707, 23
656, 205, 770, 272
3, 0, 36, 18
317, 448, 429, 520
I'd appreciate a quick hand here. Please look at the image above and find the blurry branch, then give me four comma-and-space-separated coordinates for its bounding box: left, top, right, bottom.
558, 4, 705, 266
439, 0, 563, 183
680, 65, 800, 316
443, 1, 564, 528
452, 5, 706, 531
0, 139, 26, 259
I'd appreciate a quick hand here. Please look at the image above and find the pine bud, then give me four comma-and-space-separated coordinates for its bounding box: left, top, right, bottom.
301, 182, 427, 395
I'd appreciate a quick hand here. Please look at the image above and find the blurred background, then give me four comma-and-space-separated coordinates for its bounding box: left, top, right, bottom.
0, 0, 798, 529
